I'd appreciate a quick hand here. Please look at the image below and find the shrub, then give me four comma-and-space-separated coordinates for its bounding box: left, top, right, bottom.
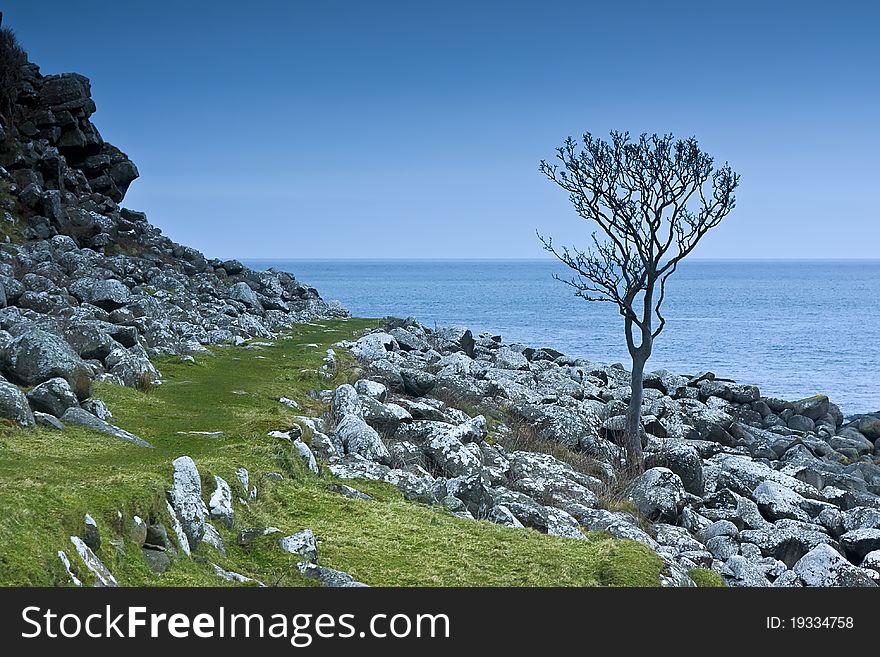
0, 27, 27, 119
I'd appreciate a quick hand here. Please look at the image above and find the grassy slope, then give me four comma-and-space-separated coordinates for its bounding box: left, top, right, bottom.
0, 318, 667, 587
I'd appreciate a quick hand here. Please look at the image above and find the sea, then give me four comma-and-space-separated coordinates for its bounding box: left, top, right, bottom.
242, 259, 880, 417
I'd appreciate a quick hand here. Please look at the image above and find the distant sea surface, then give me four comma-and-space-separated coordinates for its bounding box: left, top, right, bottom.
243, 259, 880, 416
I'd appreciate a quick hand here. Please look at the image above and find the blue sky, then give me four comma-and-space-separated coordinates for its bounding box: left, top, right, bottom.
5, 1, 878, 259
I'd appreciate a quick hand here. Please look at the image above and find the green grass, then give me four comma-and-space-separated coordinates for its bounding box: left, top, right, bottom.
0, 318, 667, 587
688, 568, 727, 588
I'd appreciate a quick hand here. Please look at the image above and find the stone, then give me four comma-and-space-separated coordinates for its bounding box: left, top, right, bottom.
740, 522, 836, 568
627, 467, 685, 523
545, 507, 585, 540
336, 413, 390, 464
68, 278, 131, 311
792, 395, 830, 421
167, 456, 206, 549
354, 379, 387, 401
0, 380, 35, 427
131, 516, 148, 547
293, 439, 319, 474
839, 529, 880, 563
82, 514, 101, 552
202, 523, 226, 555
793, 544, 877, 587
332, 384, 362, 420
60, 407, 152, 446
424, 429, 484, 479
238, 527, 281, 546
278, 529, 318, 562
753, 480, 811, 522
706, 535, 739, 560
34, 411, 64, 430
698, 520, 739, 544
720, 555, 771, 587
350, 332, 397, 361
81, 398, 112, 420
105, 346, 160, 388
57, 550, 82, 587
70, 535, 117, 587
26, 376, 79, 417
486, 504, 525, 528
297, 562, 368, 587
208, 476, 234, 529
787, 414, 815, 433
400, 367, 436, 396
228, 281, 261, 309
5, 328, 90, 396
644, 438, 704, 495
212, 564, 261, 585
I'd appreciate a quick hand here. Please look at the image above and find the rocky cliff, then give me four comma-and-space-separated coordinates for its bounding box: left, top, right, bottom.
0, 42, 347, 430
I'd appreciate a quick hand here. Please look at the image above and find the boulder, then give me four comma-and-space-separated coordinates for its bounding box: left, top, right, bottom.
753, 481, 811, 523
297, 562, 367, 587
423, 430, 484, 479
0, 380, 35, 427
627, 467, 685, 523
792, 544, 876, 587
5, 329, 91, 398
167, 456, 206, 549
26, 376, 79, 417
68, 278, 131, 311
331, 384, 361, 421
208, 476, 234, 529
278, 529, 318, 562
839, 529, 880, 563
792, 395, 830, 421
644, 438, 704, 495
350, 332, 397, 361
335, 414, 390, 464
60, 407, 151, 447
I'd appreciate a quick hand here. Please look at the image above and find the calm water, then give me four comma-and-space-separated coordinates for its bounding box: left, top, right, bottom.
243, 259, 880, 416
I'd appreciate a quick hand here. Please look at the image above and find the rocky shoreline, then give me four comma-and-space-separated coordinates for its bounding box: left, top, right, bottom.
288, 318, 880, 587
2, 37, 879, 588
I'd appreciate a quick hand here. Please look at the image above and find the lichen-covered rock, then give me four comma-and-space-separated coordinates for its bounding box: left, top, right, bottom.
335, 413, 390, 464
278, 529, 318, 562
0, 379, 35, 427
26, 376, 79, 417
793, 544, 877, 587
297, 562, 368, 587
628, 467, 685, 523
208, 475, 234, 529
5, 328, 90, 397
167, 456, 206, 549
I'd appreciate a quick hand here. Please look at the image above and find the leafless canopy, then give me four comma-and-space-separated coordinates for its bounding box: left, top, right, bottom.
539, 131, 739, 349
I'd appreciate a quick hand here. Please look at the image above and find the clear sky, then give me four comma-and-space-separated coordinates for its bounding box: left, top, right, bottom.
4, 1, 878, 259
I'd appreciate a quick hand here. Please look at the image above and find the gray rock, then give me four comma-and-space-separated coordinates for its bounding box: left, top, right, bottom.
68, 278, 132, 311
772, 570, 804, 587
384, 469, 436, 504
238, 527, 281, 546
70, 535, 117, 587
706, 535, 740, 560
131, 516, 148, 546
740, 522, 836, 568
698, 520, 740, 544
350, 332, 398, 361
354, 379, 387, 401
278, 529, 318, 562
787, 414, 815, 433
793, 543, 877, 587
424, 429, 484, 479
297, 562, 368, 587
486, 504, 525, 528
212, 563, 262, 585
644, 438, 704, 495
843, 507, 880, 532
83, 514, 101, 552
720, 555, 771, 587
792, 395, 830, 421
400, 368, 436, 396
26, 376, 79, 417
445, 474, 492, 516
331, 384, 361, 421
167, 456, 206, 549
627, 467, 685, 523
208, 475, 234, 529
839, 529, 880, 563
0, 380, 35, 427
105, 346, 160, 388
81, 398, 112, 420
328, 454, 391, 481
336, 413, 390, 464
753, 480, 811, 522
34, 411, 64, 429
293, 439, 319, 474
545, 507, 585, 540
5, 328, 90, 396
60, 407, 152, 446
227, 281, 261, 309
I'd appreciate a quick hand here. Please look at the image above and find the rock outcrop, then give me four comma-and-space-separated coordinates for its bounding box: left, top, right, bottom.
0, 46, 347, 433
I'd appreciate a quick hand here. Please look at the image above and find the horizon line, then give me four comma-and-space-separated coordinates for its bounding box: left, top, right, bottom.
234, 256, 880, 263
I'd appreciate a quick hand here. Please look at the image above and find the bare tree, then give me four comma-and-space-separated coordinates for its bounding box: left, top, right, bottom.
539, 131, 739, 475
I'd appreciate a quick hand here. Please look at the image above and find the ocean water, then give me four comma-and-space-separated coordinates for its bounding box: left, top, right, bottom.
243, 259, 880, 416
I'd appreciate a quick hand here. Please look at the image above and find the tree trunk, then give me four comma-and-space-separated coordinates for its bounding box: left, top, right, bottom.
624, 351, 647, 476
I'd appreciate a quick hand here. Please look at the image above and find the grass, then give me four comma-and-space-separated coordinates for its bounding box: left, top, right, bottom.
0, 317, 668, 587
688, 568, 727, 588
